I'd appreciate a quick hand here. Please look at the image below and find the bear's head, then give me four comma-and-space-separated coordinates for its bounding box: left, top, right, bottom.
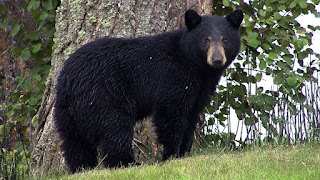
183, 9, 243, 69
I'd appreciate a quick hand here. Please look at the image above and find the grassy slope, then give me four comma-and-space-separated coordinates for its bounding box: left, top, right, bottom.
50, 145, 320, 180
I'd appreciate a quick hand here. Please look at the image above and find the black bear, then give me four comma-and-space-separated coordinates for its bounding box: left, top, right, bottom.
54, 9, 243, 173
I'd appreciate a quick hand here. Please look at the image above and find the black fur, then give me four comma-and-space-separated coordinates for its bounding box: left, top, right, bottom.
54, 10, 243, 173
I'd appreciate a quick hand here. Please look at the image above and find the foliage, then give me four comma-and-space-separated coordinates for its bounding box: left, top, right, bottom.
201, 0, 320, 148
0, 0, 59, 179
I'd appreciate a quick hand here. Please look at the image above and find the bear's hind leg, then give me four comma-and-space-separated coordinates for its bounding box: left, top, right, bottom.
61, 137, 98, 173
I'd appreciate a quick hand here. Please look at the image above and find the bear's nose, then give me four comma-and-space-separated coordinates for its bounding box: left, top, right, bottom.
213, 59, 223, 68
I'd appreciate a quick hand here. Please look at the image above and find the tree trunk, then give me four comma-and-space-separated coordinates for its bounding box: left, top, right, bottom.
31, 0, 212, 174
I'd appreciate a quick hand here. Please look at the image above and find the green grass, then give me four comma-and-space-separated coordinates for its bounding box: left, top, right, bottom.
44, 145, 320, 180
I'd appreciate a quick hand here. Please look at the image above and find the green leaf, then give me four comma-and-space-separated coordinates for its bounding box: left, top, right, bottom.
20, 1, 28, 9
27, 0, 33, 11
235, 109, 244, 120
27, 0, 40, 11
23, 80, 32, 91
266, 19, 274, 25
36, 21, 45, 31
234, 63, 241, 68
248, 75, 256, 83
39, 12, 48, 20
207, 118, 214, 125
32, 43, 42, 53
283, 55, 293, 66
245, 117, 257, 126
273, 12, 282, 20
247, 32, 260, 48
259, 60, 266, 70
259, 9, 266, 17
42, 0, 53, 10
256, 73, 262, 82
21, 48, 31, 60
289, 1, 297, 8
232, 101, 241, 108
222, 0, 230, 6
11, 23, 20, 37
217, 85, 225, 91
288, 103, 297, 113
265, 96, 277, 106
265, 104, 273, 111
274, 74, 284, 85
293, 93, 306, 103
0, 22, 8, 29
298, 0, 307, 8
31, 73, 42, 82
287, 77, 297, 86
269, 52, 278, 59
278, 5, 286, 11
282, 85, 291, 94
265, 6, 272, 12
0, 4, 8, 12
6, 110, 14, 117
13, 103, 22, 110
0, 125, 8, 135
29, 97, 38, 105
277, 61, 287, 70
29, 32, 39, 41
266, 58, 273, 65
12, 47, 24, 57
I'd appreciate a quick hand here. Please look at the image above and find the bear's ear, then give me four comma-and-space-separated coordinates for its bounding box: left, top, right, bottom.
226, 10, 243, 29
185, 9, 202, 30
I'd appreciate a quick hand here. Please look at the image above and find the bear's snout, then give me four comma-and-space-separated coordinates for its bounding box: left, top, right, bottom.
206, 39, 227, 68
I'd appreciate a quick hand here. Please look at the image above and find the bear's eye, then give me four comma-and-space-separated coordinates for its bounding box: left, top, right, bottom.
204, 38, 211, 46
222, 37, 228, 43
203, 37, 212, 48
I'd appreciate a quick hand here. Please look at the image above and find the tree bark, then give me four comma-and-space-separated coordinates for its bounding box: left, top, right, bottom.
31, 0, 212, 174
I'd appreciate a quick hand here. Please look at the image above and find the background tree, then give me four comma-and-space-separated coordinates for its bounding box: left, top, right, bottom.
30, 0, 213, 174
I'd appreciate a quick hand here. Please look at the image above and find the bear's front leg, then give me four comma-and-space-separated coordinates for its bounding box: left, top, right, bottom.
179, 112, 199, 157
153, 105, 187, 160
